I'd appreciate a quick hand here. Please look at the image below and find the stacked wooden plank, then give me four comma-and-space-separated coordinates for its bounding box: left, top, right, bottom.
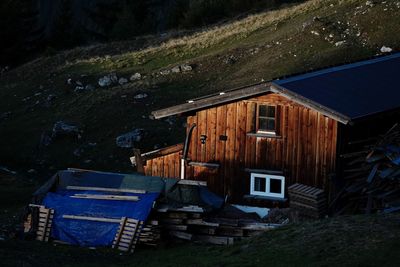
288, 183, 326, 219
112, 217, 144, 253
138, 220, 161, 246
156, 206, 279, 245
36, 206, 54, 242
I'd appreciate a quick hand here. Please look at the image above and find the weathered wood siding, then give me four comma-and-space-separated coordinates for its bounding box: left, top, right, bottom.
185, 93, 338, 200
143, 150, 181, 178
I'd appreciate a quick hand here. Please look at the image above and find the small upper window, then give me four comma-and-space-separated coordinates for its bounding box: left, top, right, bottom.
257, 105, 276, 133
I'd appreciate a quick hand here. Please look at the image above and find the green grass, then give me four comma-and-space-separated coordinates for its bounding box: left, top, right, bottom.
1, 213, 400, 267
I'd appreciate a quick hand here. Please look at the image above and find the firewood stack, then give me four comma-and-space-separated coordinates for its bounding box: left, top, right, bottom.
288, 183, 327, 219
138, 220, 161, 246
334, 123, 400, 214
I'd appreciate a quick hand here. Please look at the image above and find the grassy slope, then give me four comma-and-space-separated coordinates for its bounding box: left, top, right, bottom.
1, 213, 400, 267
0, 0, 399, 176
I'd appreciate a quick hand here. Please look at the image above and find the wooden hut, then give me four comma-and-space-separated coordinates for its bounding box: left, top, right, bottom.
133, 53, 400, 205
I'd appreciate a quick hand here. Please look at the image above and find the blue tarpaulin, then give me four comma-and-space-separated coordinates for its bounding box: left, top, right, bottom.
42, 189, 159, 247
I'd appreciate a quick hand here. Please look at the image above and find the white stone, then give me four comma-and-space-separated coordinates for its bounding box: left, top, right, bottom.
130, 73, 141, 81
380, 46, 393, 53
181, 64, 192, 72
171, 66, 181, 73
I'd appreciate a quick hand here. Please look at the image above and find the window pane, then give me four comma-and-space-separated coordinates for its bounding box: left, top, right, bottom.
259, 105, 267, 117
254, 177, 266, 192
270, 178, 282, 194
267, 119, 275, 130
258, 118, 268, 131
267, 106, 275, 118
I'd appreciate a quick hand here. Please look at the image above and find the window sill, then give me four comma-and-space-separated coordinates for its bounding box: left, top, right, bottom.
244, 194, 287, 202
246, 132, 282, 139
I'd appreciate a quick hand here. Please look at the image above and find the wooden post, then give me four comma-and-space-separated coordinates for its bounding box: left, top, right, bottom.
133, 149, 145, 174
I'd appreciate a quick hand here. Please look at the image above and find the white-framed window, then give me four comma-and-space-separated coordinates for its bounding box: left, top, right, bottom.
250, 173, 285, 199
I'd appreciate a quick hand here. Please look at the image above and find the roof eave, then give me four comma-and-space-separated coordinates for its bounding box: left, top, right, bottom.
151, 82, 272, 119
270, 83, 351, 124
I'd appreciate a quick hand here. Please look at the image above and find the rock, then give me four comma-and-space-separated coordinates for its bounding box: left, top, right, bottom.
335, 41, 346, 46
39, 131, 52, 147
52, 121, 80, 138
224, 55, 237, 64
181, 64, 192, 72
98, 73, 118, 87
160, 69, 170, 75
84, 159, 92, 164
85, 84, 95, 91
380, 46, 393, 53
74, 86, 85, 92
171, 66, 181, 73
134, 93, 148, 99
118, 77, 128, 85
116, 129, 144, 148
366, 1, 374, 7
130, 73, 141, 81
27, 169, 36, 174
67, 78, 73, 85
98, 76, 112, 87
310, 30, 320, 36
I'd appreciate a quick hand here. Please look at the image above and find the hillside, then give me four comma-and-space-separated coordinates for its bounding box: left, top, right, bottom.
2, 213, 400, 267
0, 0, 399, 178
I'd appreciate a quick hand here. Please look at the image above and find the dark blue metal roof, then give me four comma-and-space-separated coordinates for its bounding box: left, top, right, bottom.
274, 53, 400, 121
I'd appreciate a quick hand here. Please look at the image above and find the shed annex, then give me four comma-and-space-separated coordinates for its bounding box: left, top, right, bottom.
133, 53, 400, 205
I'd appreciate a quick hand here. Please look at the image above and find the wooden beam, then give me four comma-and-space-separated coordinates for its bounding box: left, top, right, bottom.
130, 143, 184, 164
133, 149, 145, 174
70, 194, 139, 201
177, 179, 207, 186
66, 186, 145, 194
244, 168, 284, 175
188, 162, 220, 169
63, 215, 122, 223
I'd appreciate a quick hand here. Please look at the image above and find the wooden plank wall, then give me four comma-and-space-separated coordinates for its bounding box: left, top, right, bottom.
184, 93, 338, 201
143, 151, 182, 178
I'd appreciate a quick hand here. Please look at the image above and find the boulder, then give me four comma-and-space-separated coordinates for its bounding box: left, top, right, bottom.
98, 73, 118, 87
52, 121, 81, 139
380, 46, 393, 53
116, 129, 144, 148
134, 93, 148, 99
181, 64, 193, 72
118, 77, 128, 85
171, 66, 181, 73
130, 73, 141, 81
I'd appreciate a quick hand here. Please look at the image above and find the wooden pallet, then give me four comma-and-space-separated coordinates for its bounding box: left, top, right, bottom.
36, 207, 54, 242
113, 217, 144, 253
288, 183, 326, 218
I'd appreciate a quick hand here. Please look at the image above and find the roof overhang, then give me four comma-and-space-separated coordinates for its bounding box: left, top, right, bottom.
151, 82, 351, 124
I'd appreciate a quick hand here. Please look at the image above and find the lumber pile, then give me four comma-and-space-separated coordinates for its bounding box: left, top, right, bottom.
288, 183, 326, 219
334, 124, 400, 214
138, 220, 161, 246
156, 205, 279, 245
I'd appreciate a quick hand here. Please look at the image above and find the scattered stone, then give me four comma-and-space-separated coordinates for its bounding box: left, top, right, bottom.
116, 129, 144, 148
380, 46, 393, 53
335, 41, 346, 47
366, 1, 374, 7
224, 55, 237, 64
134, 93, 148, 99
52, 121, 81, 139
98, 76, 112, 87
98, 73, 118, 87
160, 69, 170, 76
27, 169, 36, 174
130, 73, 141, 81
76, 81, 83, 87
74, 86, 85, 92
84, 159, 92, 164
181, 64, 192, 72
85, 84, 95, 91
171, 66, 181, 73
118, 77, 128, 85
310, 30, 320, 36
